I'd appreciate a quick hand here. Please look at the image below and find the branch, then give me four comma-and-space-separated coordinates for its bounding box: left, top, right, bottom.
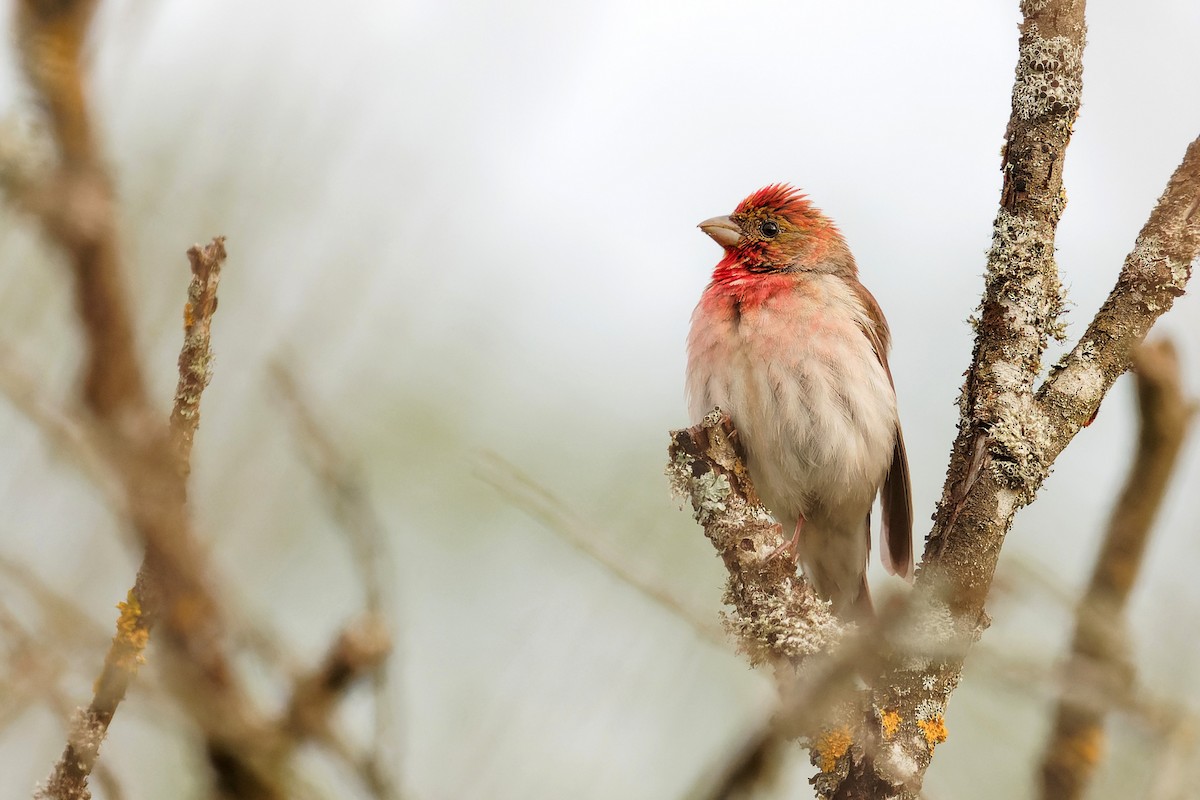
283, 615, 391, 743
171, 239, 227, 482
38, 239, 236, 800
271, 364, 405, 800
1038, 339, 1195, 799
10, 7, 280, 795
668, 1, 1200, 796
12, 5, 405, 799
666, 411, 845, 669
835, 3, 1198, 794
1037, 136, 1200, 439
15, 0, 146, 423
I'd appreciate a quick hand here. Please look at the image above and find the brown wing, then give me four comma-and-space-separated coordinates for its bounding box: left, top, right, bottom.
849, 279, 914, 581
881, 426, 914, 580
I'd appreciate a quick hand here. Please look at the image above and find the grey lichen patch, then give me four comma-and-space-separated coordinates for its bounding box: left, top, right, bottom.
875, 738, 921, 787
691, 470, 730, 520
987, 389, 1052, 496
1128, 234, 1191, 298
1047, 361, 1103, 410
722, 581, 845, 664
1011, 30, 1083, 122
665, 449, 705, 502
987, 210, 1065, 350
994, 488, 1021, 526
65, 707, 104, 763
889, 593, 965, 671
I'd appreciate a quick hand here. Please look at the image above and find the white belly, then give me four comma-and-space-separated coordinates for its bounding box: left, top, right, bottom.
686, 276, 897, 534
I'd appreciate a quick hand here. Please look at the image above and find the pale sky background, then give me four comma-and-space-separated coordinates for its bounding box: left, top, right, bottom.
0, 1, 1198, 798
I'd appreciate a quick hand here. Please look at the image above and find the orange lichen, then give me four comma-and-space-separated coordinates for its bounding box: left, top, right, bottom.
1068, 725, 1104, 766
918, 716, 948, 748
814, 727, 852, 772
880, 709, 902, 739
112, 590, 149, 667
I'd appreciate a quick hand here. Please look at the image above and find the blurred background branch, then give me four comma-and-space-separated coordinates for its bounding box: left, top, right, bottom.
1039, 339, 1197, 800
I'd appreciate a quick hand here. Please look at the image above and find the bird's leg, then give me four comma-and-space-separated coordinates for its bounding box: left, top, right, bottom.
767, 517, 804, 561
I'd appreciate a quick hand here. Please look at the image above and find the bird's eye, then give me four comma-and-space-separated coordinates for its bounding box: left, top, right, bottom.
760, 220, 779, 238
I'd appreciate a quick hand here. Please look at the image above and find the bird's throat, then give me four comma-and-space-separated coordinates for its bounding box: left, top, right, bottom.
706, 254, 794, 310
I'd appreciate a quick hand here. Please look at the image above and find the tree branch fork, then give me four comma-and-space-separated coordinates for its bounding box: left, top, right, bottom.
666, 1, 1200, 793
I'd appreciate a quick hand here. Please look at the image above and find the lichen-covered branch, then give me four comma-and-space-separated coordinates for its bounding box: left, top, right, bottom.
803, 1, 1092, 794
668, 1, 1200, 797
1038, 340, 1195, 800
667, 411, 845, 668
38, 238, 237, 800
171, 239, 227, 481
1037, 136, 1200, 442
830, 16, 1199, 800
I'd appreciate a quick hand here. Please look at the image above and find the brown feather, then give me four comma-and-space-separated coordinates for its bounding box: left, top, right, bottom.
848, 277, 914, 581
882, 428, 915, 580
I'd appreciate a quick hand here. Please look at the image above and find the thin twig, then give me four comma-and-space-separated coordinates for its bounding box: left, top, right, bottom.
478, 450, 726, 645
37, 238, 237, 799
270, 363, 404, 800
0, 607, 127, 800
0, 347, 125, 515
171, 239, 226, 482
283, 614, 391, 743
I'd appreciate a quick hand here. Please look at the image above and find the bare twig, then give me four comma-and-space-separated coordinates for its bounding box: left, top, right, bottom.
171, 239, 226, 482
1038, 339, 1195, 799
283, 614, 391, 744
270, 363, 403, 799
479, 450, 726, 645
270, 363, 388, 614
684, 719, 787, 800
37, 238, 244, 800
0, 348, 124, 512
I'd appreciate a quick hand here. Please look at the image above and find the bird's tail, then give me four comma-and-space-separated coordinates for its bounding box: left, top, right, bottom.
799, 517, 873, 622
840, 574, 874, 622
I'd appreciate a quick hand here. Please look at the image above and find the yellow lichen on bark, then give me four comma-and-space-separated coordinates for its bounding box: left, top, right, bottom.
880, 709, 902, 740
1066, 725, 1104, 766
918, 716, 948, 748
113, 590, 148, 667
814, 727, 853, 772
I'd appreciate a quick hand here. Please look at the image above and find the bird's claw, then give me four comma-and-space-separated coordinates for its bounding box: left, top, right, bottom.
766, 521, 802, 561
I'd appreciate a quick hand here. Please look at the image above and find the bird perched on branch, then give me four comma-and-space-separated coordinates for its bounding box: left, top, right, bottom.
686, 184, 913, 619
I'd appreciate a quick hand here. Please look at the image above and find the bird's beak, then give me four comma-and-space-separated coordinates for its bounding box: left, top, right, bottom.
698, 215, 742, 248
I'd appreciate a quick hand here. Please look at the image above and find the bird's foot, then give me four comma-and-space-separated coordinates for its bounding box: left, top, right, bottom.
766, 519, 803, 561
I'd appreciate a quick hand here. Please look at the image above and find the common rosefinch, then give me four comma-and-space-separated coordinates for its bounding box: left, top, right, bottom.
686, 184, 913, 619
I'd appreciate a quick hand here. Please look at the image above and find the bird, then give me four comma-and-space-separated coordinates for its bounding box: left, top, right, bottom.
686, 184, 913, 619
